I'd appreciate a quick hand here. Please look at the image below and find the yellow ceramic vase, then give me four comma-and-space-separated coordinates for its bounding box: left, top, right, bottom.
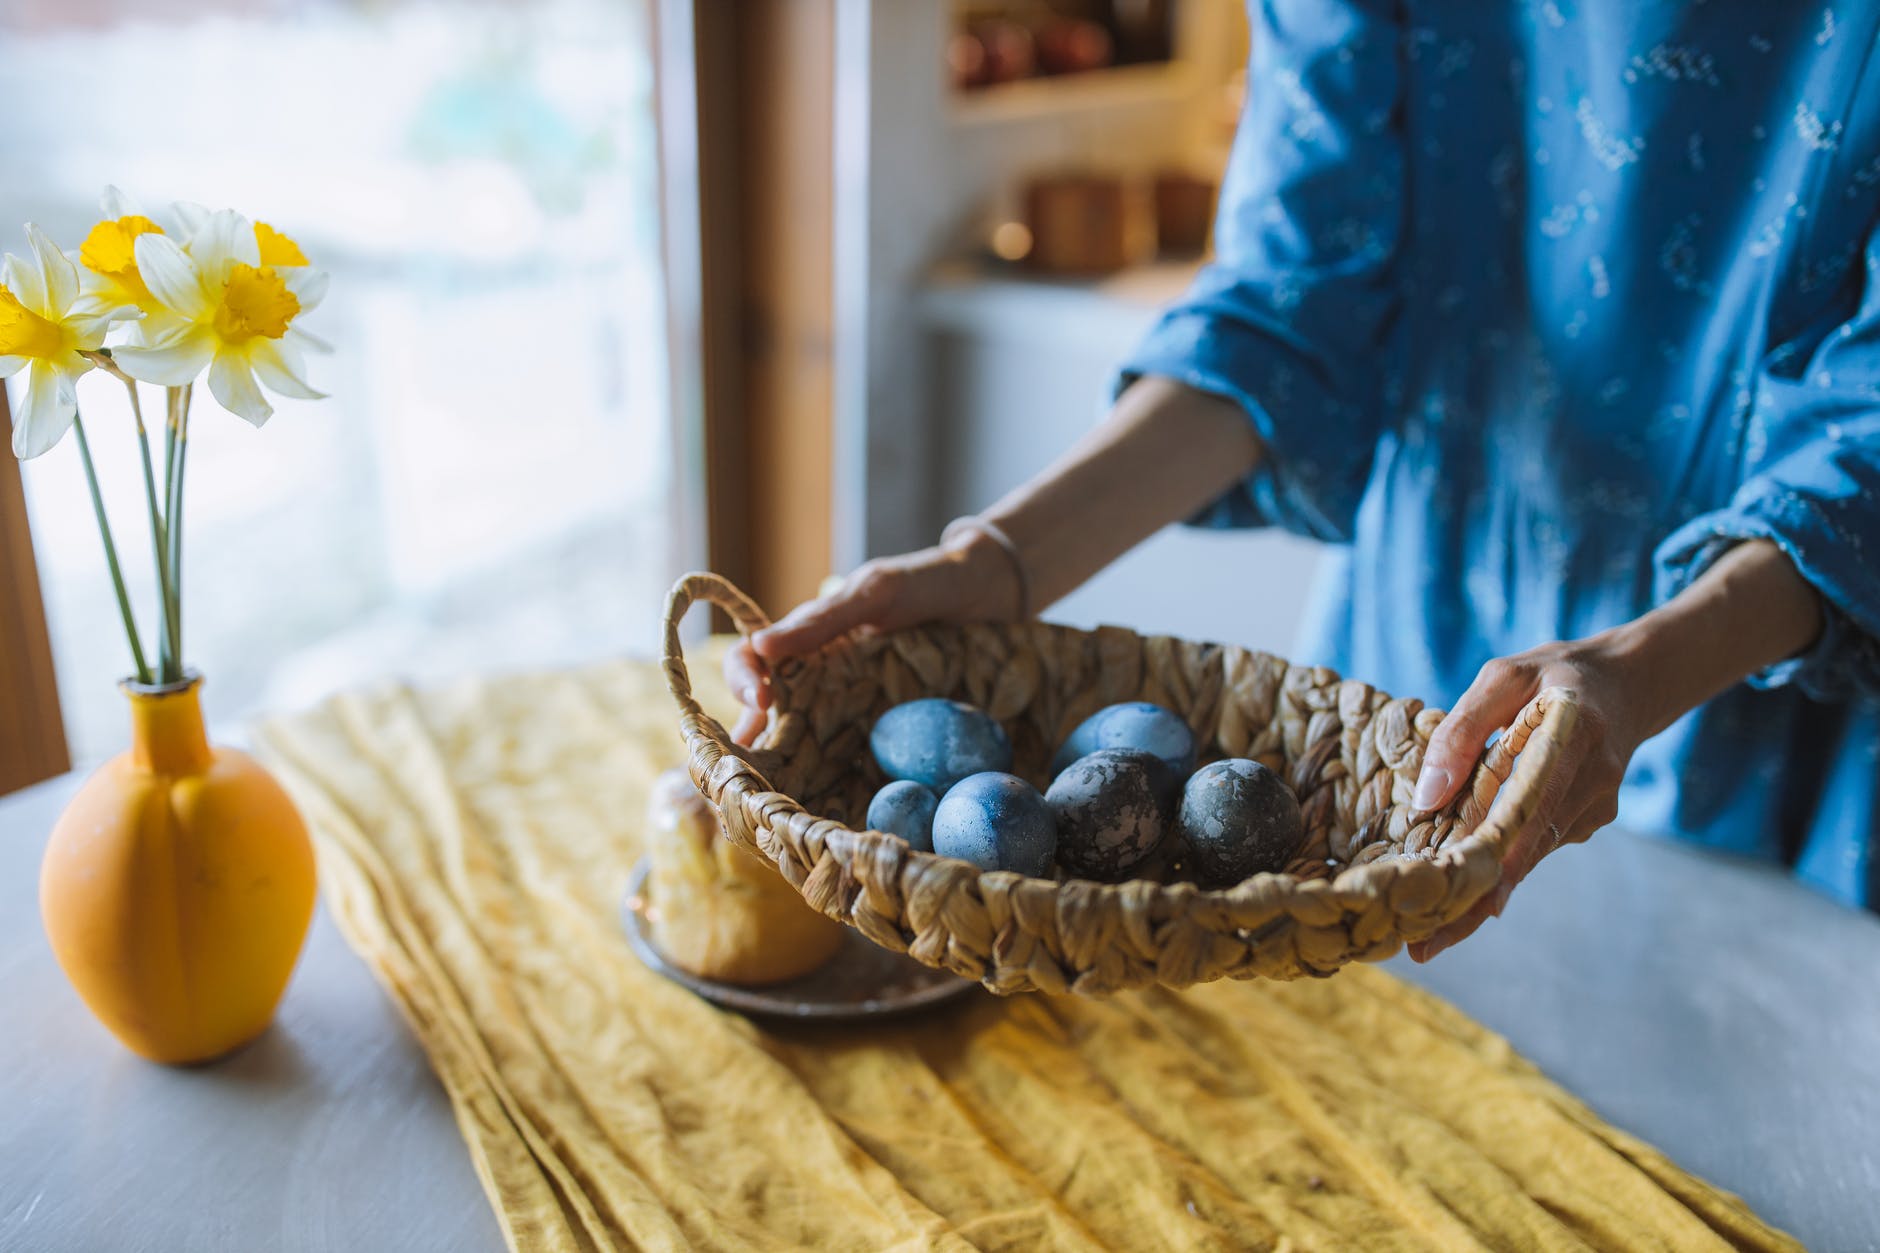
40, 676, 317, 1065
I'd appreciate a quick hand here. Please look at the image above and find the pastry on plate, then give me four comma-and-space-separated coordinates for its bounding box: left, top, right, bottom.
642, 768, 845, 985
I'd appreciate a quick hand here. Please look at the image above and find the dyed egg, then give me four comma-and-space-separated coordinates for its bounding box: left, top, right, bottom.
931, 772, 1056, 877
1176, 759, 1304, 886
1046, 749, 1172, 881
1049, 701, 1197, 778
871, 698, 1013, 794
866, 780, 939, 851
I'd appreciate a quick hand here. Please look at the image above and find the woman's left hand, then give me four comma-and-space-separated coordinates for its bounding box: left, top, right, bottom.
1406, 540, 1822, 961
1404, 634, 1669, 961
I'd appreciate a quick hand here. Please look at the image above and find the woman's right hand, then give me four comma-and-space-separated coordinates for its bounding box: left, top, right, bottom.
723, 529, 1024, 744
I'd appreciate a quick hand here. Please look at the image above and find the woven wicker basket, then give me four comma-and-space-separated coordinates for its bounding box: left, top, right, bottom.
661, 573, 1578, 996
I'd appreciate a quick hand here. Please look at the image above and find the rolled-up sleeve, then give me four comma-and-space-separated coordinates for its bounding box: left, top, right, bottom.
1655, 229, 1880, 702
1116, 0, 1406, 543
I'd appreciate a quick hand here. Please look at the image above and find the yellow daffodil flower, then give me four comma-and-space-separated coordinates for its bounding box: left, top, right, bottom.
75, 186, 166, 320
1, 224, 116, 459
112, 209, 326, 426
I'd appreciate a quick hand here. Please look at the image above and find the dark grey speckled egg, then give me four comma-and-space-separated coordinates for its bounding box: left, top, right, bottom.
1046, 749, 1173, 881
931, 772, 1055, 877
871, 698, 1013, 794
1176, 759, 1304, 886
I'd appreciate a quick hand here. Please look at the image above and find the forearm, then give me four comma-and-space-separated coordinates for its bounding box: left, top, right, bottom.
977, 377, 1263, 610
1602, 539, 1823, 734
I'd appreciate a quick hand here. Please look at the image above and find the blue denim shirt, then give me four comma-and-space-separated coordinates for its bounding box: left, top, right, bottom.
1121, 2, 1880, 908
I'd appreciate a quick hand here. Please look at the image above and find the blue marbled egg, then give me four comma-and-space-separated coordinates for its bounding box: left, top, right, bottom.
1046, 749, 1172, 881
1049, 701, 1197, 778
931, 772, 1056, 877
866, 780, 939, 851
1176, 759, 1304, 886
871, 698, 1013, 794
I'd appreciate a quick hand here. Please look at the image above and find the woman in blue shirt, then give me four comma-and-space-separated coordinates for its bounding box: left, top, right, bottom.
730, 3, 1879, 956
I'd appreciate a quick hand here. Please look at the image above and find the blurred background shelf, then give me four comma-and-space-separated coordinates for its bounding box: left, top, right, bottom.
950, 61, 1200, 128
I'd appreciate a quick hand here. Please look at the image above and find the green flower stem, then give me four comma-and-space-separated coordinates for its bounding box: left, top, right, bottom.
167, 384, 190, 668
72, 411, 152, 685
126, 381, 179, 683
162, 385, 178, 538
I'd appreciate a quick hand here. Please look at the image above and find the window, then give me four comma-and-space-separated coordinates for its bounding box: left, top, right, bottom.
3, 0, 689, 763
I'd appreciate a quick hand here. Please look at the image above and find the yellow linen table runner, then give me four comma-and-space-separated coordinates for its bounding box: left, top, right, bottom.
253, 649, 1796, 1252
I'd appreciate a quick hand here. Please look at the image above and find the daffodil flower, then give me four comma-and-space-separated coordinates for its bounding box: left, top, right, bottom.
0, 224, 116, 459
112, 209, 326, 425
74, 185, 166, 321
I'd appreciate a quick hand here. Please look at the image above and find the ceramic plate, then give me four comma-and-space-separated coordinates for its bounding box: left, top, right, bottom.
621, 859, 977, 1020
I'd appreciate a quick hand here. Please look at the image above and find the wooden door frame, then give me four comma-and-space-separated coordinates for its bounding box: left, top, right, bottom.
657, 0, 837, 623
0, 388, 72, 794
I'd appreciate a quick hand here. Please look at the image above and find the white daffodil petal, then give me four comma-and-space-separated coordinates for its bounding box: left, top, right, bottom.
0, 355, 27, 379
26, 225, 78, 313
170, 201, 210, 247
69, 289, 140, 322
282, 267, 328, 312
120, 310, 193, 348
67, 311, 115, 346
111, 326, 216, 385
116, 317, 162, 349
133, 233, 210, 318
285, 324, 334, 354
208, 349, 272, 426
74, 267, 136, 311
3, 252, 46, 314
10, 361, 78, 459
72, 271, 111, 307
198, 209, 260, 278
101, 185, 145, 220
249, 339, 325, 400
270, 334, 309, 379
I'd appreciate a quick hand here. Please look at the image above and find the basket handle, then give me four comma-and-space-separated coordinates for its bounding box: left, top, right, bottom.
1450, 685, 1581, 862
660, 572, 775, 779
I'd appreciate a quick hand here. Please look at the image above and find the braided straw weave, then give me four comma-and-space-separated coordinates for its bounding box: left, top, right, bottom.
662, 573, 1579, 996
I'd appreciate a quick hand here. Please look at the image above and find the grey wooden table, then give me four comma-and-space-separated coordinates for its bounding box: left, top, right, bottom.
4, 770, 1877, 1251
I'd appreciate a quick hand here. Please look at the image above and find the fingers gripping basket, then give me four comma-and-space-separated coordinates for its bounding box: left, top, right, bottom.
661, 574, 1578, 996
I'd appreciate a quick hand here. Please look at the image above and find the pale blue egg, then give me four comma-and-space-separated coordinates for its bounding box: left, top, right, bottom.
1050, 701, 1196, 778
867, 780, 939, 851
931, 772, 1055, 877
871, 698, 1013, 794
